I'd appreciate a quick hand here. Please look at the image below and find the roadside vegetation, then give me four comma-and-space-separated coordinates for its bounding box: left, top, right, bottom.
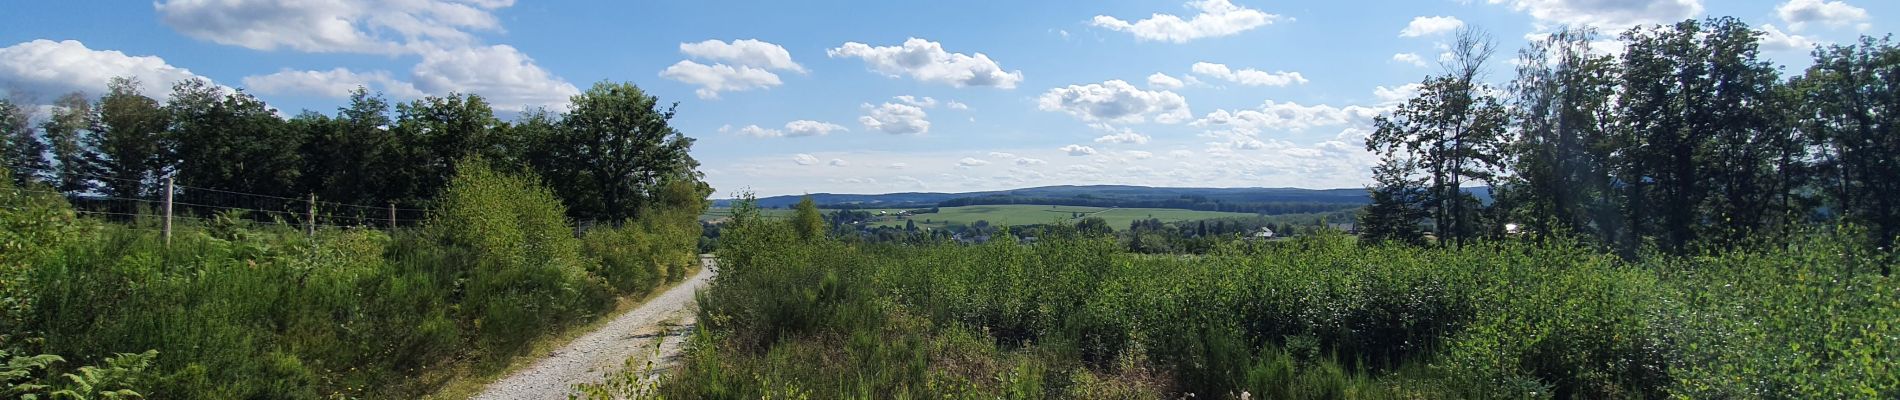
1, 79, 709, 398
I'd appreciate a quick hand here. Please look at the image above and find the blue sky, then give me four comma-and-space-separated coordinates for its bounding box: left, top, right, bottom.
1, 0, 1889, 197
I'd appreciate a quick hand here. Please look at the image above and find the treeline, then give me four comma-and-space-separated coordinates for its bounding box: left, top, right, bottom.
0, 78, 702, 222
939, 195, 1362, 215
1364, 19, 1900, 255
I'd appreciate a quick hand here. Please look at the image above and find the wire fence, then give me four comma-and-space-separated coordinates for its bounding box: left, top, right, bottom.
5, 164, 433, 233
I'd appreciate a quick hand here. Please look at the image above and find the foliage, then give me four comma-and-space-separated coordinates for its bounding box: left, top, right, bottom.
3, 349, 158, 400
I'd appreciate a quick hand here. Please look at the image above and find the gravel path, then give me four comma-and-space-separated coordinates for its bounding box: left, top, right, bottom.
471, 257, 714, 400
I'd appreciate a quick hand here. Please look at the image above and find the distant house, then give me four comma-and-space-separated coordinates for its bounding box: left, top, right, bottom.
1250, 227, 1275, 240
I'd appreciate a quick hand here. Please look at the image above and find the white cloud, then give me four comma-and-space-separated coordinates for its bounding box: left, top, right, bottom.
1392, 52, 1428, 67
889, 163, 908, 169
410, 44, 580, 110
679, 39, 806, 72
242, 67, 426, 99
1091, 0, 1286, 43
784, 120, 848, 137
1192, 101, 1384, 132
793, 154, 819, 166
1400, 16, 1465, 37
1487, 0, 1703, 30
946, 100, 970, 110
1124, 150, 1155, 159
0, 39, 215, 100
1147, 72, 1186, 89
827, 38, 1023, 88
735, 124, 782, 138
1758, 24, 1821, 52
1777, 0, 1870, 31
1373, 83, 1423, 105
829, 158, 849, 167
859, 102, 931, 134
1094, 131, 1152, 144
1061, 144, 1099, 156
1190, 62, 1308, 86
1037, 79, 1191, 124
988, 152, 1018, 159
958, 157, 991, 167
659, 60, 781, 99
1016, 158, 1047, 166
894, 95, 938, 107
153, 0, 511, 54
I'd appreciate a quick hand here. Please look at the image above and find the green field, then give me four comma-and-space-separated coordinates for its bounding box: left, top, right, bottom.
704, 204, 1261, 231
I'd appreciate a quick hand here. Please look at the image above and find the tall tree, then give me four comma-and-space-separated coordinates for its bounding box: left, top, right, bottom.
792, 195, 824, 241
42, 92, 99, 194
1504, 26, 1620, 243
0, 99, 48, 186
1368, 27, 1510, 245
166, 79, 301, 202
552, 82, 700, 222
1799, 36, 1900, 246
391, 93, 500, 203
88, 77, 171, 199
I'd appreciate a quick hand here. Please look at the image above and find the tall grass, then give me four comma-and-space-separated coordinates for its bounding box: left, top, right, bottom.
0, 163, 705, 398
647, 205, 1895, 399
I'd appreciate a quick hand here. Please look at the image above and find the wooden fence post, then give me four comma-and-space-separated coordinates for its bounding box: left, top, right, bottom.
306, 194, 316, 236
389, 202, 397, 230
163, 177, 173, 246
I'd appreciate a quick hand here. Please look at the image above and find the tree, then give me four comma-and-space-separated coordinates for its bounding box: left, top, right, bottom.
390, 93, 501, 203
0, 99, 48, 186
1359, 155, 1431, 246
792, 196, 824, 241
89, 77, 171, 199
549, 82, 700, 222
1368, 26, 1510, 246
1799, 36, 1900, 246
166, 79, 301, 201
43, 92, 99, 194
1504, 26, 1620, 243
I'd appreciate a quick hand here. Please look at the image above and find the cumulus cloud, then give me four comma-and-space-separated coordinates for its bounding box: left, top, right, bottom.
1094, 130, 1152, 145
859, 102, 931, 134
1124, 150, 1155, 160
0, 39, 214, 99
411, 44, 580, 110
1392, 52, 1428, 67
894, 95, 938, 107
946, 100, 970, 110
1190, 62, 1308, 86
889, 163, 908, 169
1016, 158, 1047, 166
242, 67, 426, 99
829, 158, 849, 167
1147, 72, 1185, 89
659, 60, 781, 99
1777, 0, 1870, 31
1037, 80, 1191, 124
679, 39, 806, 73
1091, 0, 1286, 43
1400, 16, 1465, 37
827, 38, 1023, 88
1486, 0, 1703, 30
1192, 101, 1383, 132
784, 120, 849, 137
153, 0, 510, 54
662, 38, 804, 99
733, 124, 782, 138
1758, 24, 1821, 52
793, 154, 819, 166
1061, 144, 1099, 156
958, 157, 990, 167
1373, 83, 1423, 105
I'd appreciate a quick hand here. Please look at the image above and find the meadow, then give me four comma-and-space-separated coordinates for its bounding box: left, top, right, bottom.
704, 204, 1261, 231
613, 205, 1897, 399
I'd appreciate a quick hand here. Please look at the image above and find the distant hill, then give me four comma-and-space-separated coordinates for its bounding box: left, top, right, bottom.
716, 185, 1389, 215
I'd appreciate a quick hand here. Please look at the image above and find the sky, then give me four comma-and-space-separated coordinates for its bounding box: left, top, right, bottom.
0, 0, 1890, 197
